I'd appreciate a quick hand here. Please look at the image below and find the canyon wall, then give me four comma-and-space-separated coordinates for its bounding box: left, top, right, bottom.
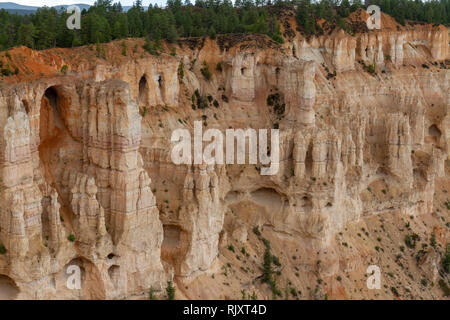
0, 13, 448, 299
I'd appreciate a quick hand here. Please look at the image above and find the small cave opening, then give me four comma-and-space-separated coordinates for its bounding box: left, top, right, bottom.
158, 75, 163, 89
241, 67, 246, 76
275, 67, 280, 79
108, 265, 120, 288
428, 124, 442, 145
251, 188, 283, 209
62, 257, 105, 299
40, 86, 68, 144
138, 75, 149, 107
301, 195, 312, 211
161, 224, 188, 266
376, 166, 389, 176
39, 85, 71, 187
0, 275, 20, 300
107, 253, 116, 260
428, 124, 441, 144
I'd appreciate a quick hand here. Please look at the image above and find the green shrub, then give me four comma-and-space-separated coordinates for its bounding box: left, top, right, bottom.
166, 280, 175, 300
430, 232, 436, 248
391, 286, 399, 297
290, 288, 297, 297
143, 39, 160, 56
200, 62, 211, 80
405, 233, 419, 249
209, 26, 216, 40
68, 234, 75, 242
367, 64, 376, 74
438, 279, 450, 297
272, 255, 281, 267
60, 65, 68, 74
261, 237, 281, 298
1, 65, 12, 76
443, 245, 450, 273
141, 106, 147, 117
149, 287, 157, 300
0, 244, 6, 254
227, 244, 235, 253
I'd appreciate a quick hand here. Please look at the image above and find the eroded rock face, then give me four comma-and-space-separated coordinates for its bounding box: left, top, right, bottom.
0, 79, 165, 299
0, 17, 448, 299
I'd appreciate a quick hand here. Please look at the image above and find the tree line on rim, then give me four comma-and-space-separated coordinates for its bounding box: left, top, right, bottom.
0, 0, 448, 51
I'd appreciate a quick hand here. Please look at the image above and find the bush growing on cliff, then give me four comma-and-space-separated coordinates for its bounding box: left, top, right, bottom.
405, 233, 420, 249
443, 244, 450, 273
261, 238, 281, 298
367, 64, 376, 74
200, 62, 212, 81
166, 280, 175, 300
67, 234, 75, 242
143, 39, 160, 56
60, 65, 68, 74
0, 244, 6, 254
1, 64, 12, 76
430, 232, 437, 248
149, 287, 157, 300
438, 279, 450, 297
209, 27, 216, 40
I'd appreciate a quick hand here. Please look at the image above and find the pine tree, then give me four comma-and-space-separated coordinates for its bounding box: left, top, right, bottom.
208, 26, 217, 39
17, 23, 36, 48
